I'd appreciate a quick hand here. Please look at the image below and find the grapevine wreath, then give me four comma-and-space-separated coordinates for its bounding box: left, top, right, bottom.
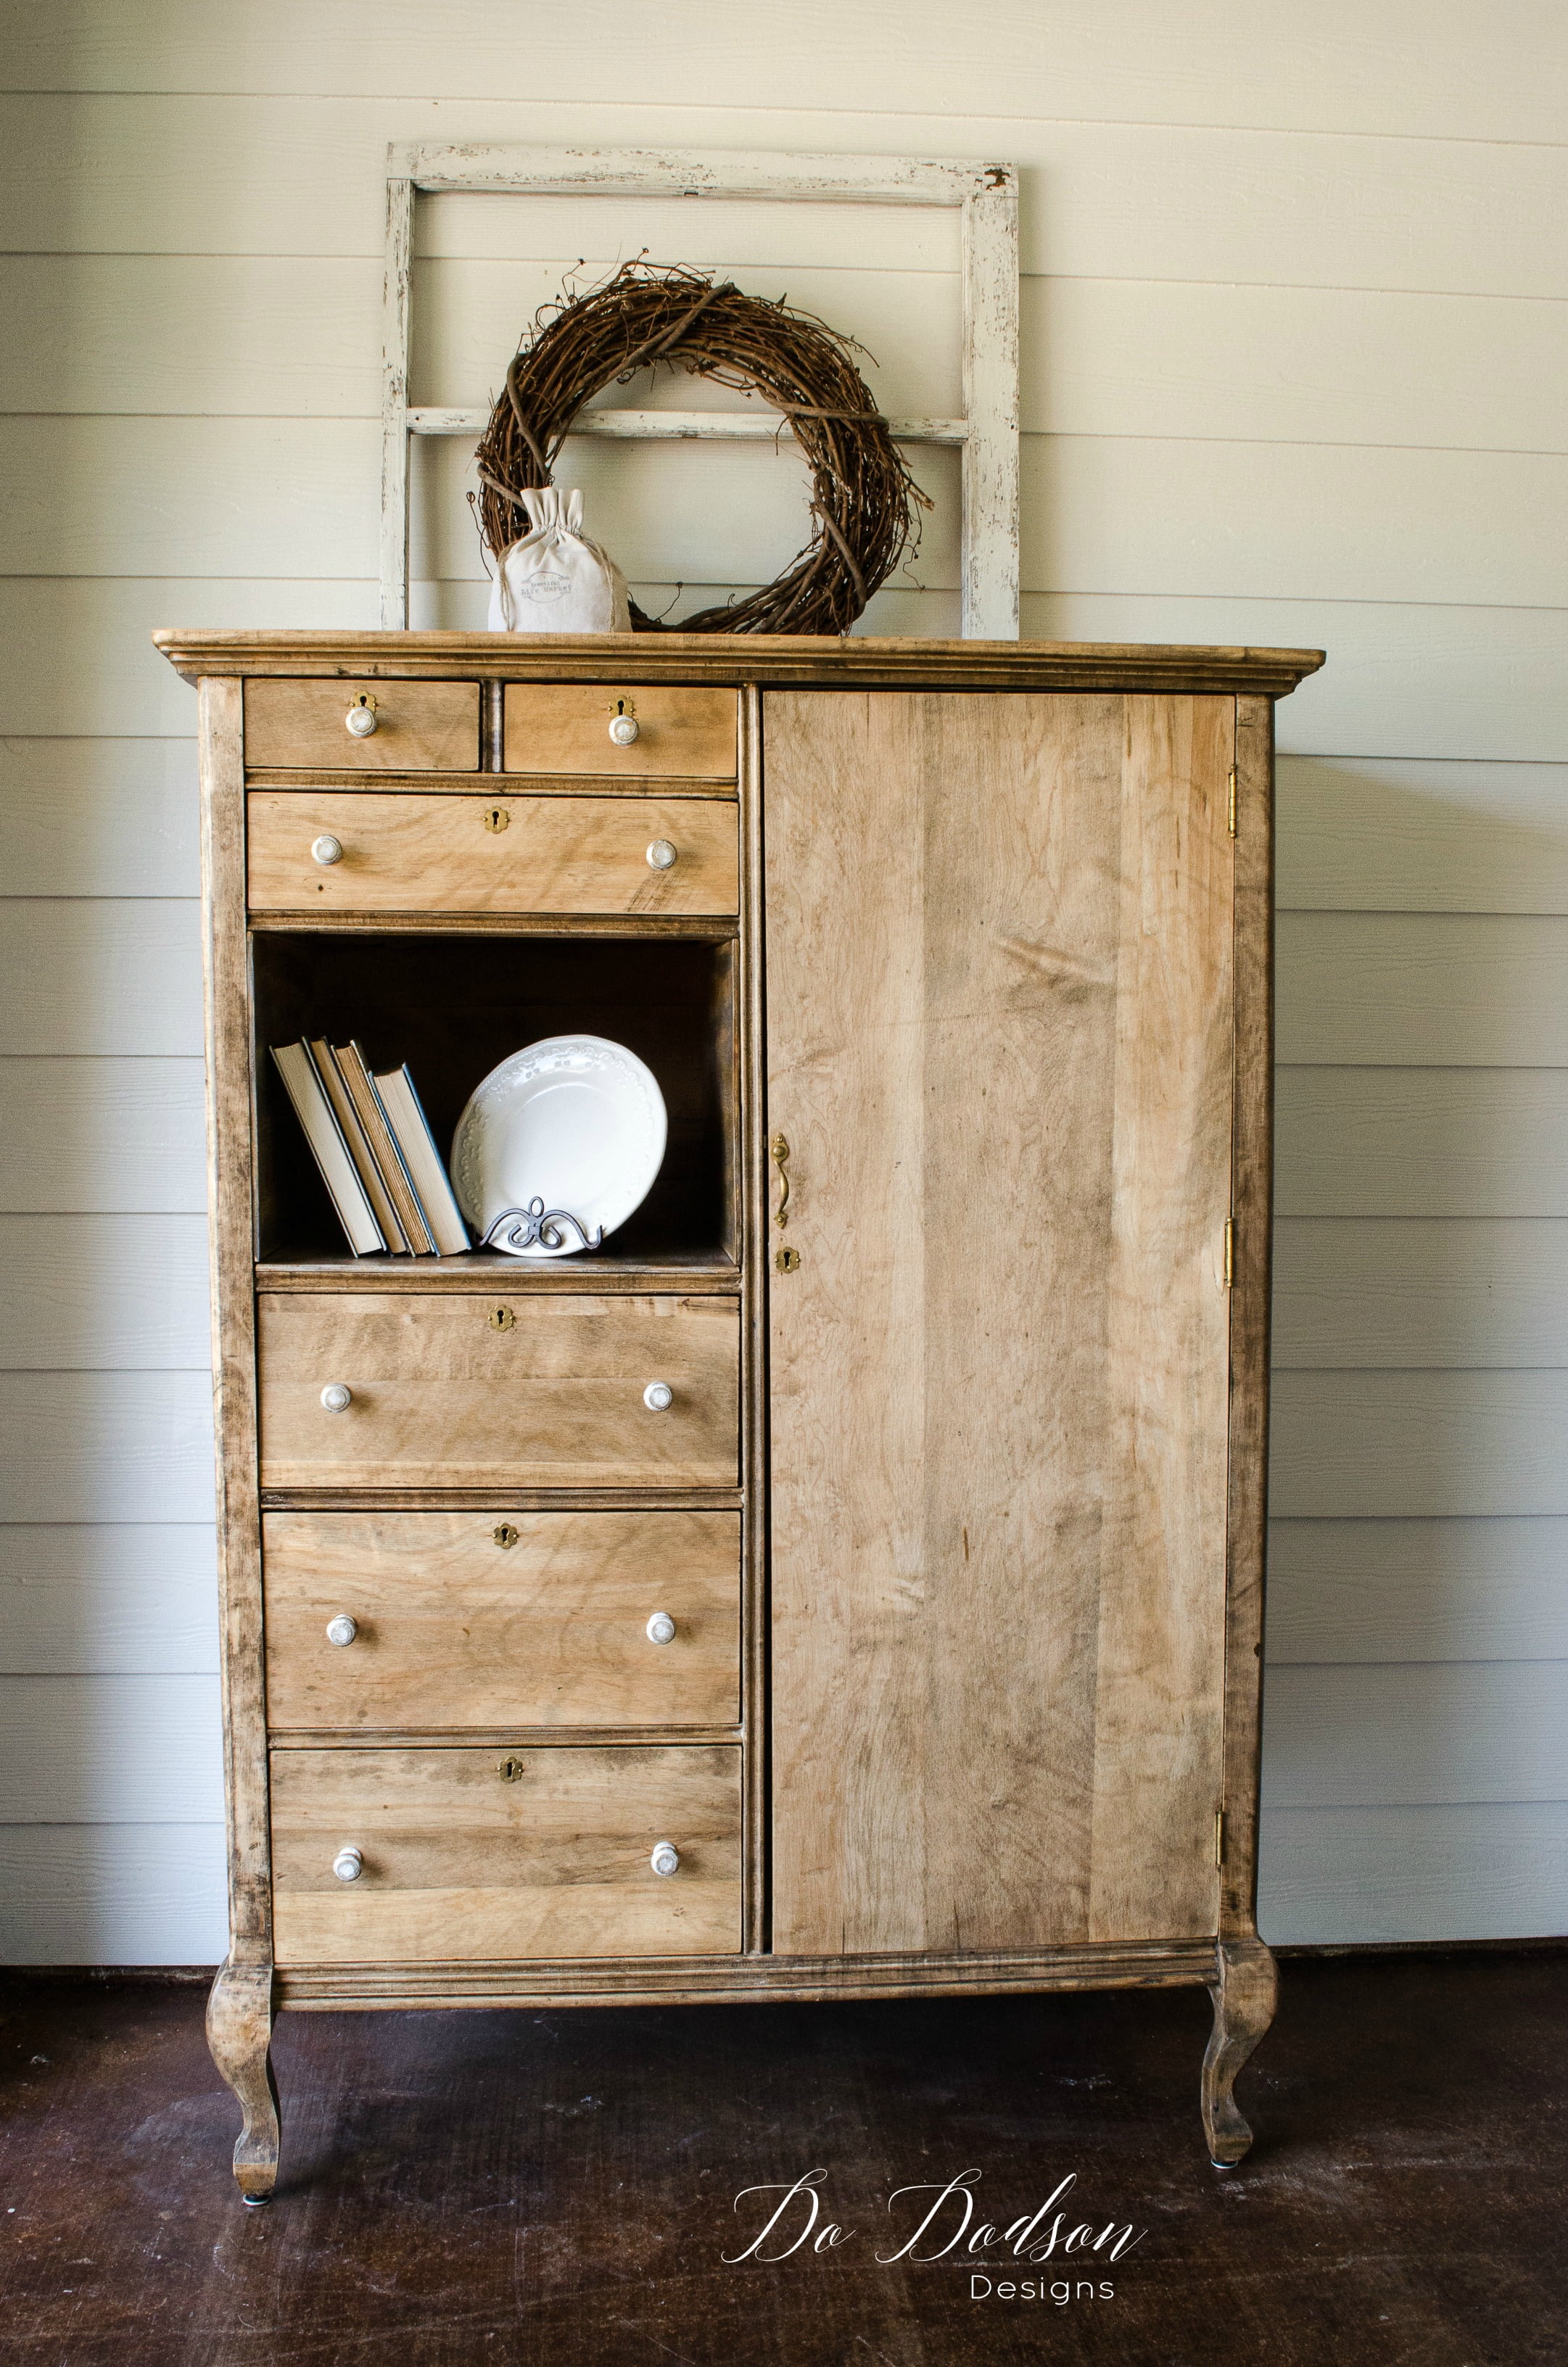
473, 261, 927, 634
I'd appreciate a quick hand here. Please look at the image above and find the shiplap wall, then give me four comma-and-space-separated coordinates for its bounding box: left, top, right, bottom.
2, 0, 1565, 1959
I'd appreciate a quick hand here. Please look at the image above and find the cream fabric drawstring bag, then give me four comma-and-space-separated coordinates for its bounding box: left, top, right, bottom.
487, 487, 630, 633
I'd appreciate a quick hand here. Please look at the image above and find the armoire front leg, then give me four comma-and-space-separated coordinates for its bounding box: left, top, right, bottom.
1201, 1935, 1277, 2167
207, 1957, 281, 2204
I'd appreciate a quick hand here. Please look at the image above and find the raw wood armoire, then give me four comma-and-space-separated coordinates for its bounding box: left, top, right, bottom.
156, 629, 1323, 2199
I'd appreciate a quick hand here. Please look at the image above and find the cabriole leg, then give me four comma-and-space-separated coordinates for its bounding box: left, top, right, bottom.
1201, 1935, 1277, 2167
207, 1957, 280, 2203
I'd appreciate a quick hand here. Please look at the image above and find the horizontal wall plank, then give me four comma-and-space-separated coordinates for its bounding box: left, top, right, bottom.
410, 136, 1568, 303
1025, 597, 1567, 764
413, 257, 965, 420
12, 418, 1559, 613
1260, 1660, 1568, 1809
3, 576, 1560, 761
1277, 1070, 1568, 1218
0, 900, 202, 1057
1278, 759, 1568, 915
1028, 440, 1566, 611
432, 429, 1566, 608
1036, 279, 1568, 455
414, 427, 969, 595
0, 254, 384, 418
0, 1215, 210, 1369
1258, 1801, 1568, 1946
0, 738, 199, 896
9, 257, 1564, 460
0, 1674, 223, 1821
0, 1057, 206, 1213
0, 1525, 218, 1674
0, 1372, 214, 1523
1266, 1518, 1568, 1667
1271, 1370, 1568, 1519
1274, 1217, 1568, 1369
1278, 914, 1568, 1067
0, 417, 379, 579
0, 98, 1559, 298
0, 1822, 225, 1964
4, 7, 1562, 145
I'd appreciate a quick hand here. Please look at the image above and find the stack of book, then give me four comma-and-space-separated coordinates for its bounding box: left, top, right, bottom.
271, 1039, 471, 1257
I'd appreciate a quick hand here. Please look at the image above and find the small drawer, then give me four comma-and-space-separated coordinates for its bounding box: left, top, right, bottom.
244, 678, 480, 772
247, 791, 738, 916
504, 685, 736, 779
263, 1508, 741, 1730
271, 1742, 741, 1963
257, 1293, 740, 1492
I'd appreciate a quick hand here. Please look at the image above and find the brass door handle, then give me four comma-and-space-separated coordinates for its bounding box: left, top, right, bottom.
770, 1133, 791, 1228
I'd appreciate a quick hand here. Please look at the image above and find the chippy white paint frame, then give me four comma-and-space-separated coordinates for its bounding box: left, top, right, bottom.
381, 144, 1020, 637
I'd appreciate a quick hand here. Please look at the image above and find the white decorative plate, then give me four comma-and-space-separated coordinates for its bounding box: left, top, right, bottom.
450, 1035, 667, 1258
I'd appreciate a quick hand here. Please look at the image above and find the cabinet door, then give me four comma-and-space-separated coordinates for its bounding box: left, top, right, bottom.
765, 692, 1237, 1955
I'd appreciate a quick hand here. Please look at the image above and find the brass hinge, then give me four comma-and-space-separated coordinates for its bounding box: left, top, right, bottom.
1224, 1218, 1235, 1289
1215, 1809, 1226, 1868
1227, 767, 1237, 836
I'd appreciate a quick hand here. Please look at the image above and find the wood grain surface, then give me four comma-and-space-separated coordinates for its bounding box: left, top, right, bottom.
1091, 693, 1234, 1941
246, 790, 738, 916
242, 677, 479, 770
256, 1292, 739, 1491
503, 684, 737, 778
765, 690, 1234, 1957
199, 676, 273, 1967
262, 1509, 740, 1730
269, 1742, 741, 1962
1220, 694, 1273, 1939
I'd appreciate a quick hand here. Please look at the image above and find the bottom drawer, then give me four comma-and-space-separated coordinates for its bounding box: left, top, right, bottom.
270, 1743, 740, 1965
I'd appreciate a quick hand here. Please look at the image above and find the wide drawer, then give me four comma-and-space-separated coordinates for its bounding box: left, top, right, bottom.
271, 1742, 741, 1962
504, 685, 736, 779
246, 791, 738, 915
245, 677, 480, 772
263, 1509, 741, 1730
256, 1292, 740, 1491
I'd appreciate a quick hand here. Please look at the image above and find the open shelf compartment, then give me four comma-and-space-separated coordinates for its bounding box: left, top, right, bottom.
250, 930, 739, 1272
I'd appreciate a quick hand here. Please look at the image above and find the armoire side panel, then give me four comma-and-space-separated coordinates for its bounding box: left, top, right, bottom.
1086, 694, 1235, 1940
764, 690, 1234, 1957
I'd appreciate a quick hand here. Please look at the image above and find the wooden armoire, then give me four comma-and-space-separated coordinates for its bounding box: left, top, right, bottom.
156, 629, 1322, 2199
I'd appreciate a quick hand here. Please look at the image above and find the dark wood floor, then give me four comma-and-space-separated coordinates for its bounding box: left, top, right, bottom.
1, 1951, 1563, 2366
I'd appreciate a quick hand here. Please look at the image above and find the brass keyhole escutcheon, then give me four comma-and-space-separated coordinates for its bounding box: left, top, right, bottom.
776, 1246, 801, 1274
483, 805, 511, 833
493, 1523, 519, 1550
498, 1755, 526, 1783
489, 1305, 515, 1331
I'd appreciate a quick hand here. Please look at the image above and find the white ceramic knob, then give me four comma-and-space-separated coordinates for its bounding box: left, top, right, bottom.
643, 1381, 673, 1412
325, 1614, 358, 1648
311, 833, 343, 867
345, 704, 378, 738
332, 1846, 363, 1882
320, 1382, 352, 1413
608, 713, 640, 747
650, 1841, 680, 1878
645, 838, 677, 871
645, 1611, 676, 1646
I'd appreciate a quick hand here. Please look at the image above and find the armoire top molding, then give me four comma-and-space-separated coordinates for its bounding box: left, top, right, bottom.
154, 631, 1325, 699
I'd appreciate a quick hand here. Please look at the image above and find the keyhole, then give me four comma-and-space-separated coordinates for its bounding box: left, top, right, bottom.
493, 1524, 519, 1550
483, 806, 510, 833
498, 1755, 526, 1783
489, 1306, 515, 1331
